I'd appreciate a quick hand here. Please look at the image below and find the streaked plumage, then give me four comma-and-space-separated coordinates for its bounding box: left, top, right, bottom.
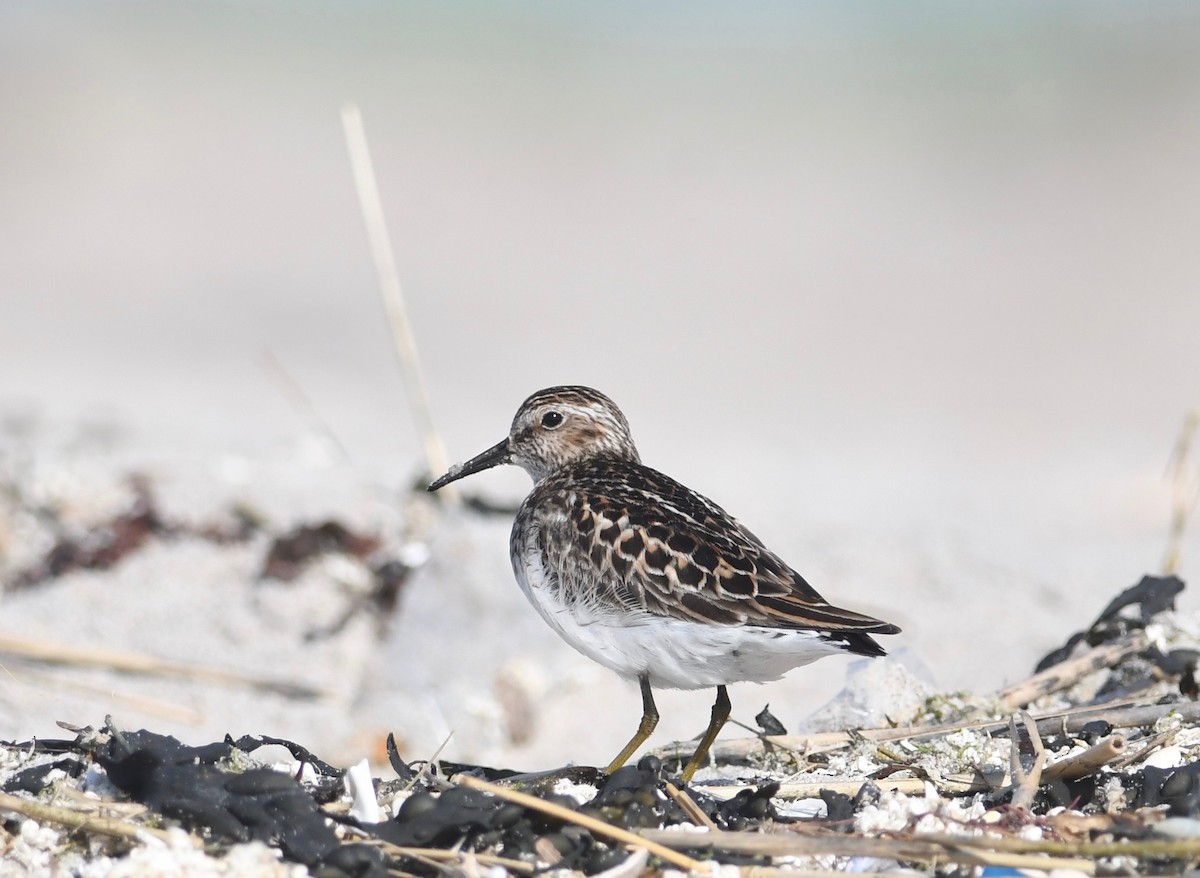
429, 385, 899, 780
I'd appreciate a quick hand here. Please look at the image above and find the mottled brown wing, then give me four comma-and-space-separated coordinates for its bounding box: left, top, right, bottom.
564, 461, 900, 636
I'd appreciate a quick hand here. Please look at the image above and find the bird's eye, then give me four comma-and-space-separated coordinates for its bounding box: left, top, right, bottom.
541, 411, 564, 429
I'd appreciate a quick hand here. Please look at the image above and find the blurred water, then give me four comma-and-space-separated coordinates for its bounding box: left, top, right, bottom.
2, 2, 1199, 728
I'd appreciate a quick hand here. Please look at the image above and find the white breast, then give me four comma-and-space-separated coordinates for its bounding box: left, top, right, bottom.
509, 520, 847, 690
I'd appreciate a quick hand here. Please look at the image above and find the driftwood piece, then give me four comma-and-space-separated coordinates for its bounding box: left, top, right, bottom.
708, 733, 1123, 802
995, 631, 1150, 709
643, 824, 1200, 864
1041, 734, 1127, 783
638, 827, 1097, 873
699, 697, 1200, 767
1034, 700, 1200, 736
1008, 711, 1047, 811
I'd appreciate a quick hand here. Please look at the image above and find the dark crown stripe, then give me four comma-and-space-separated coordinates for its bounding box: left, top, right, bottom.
521, 385, 618, 411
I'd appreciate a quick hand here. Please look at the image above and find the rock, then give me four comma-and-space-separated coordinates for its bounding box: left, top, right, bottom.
801, 649, 936, 732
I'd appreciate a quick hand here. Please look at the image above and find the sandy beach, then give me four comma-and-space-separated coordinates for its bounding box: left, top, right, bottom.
2, 1, 1199, 776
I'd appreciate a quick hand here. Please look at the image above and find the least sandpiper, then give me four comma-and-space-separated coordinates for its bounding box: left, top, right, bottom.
428, 386, 899, 781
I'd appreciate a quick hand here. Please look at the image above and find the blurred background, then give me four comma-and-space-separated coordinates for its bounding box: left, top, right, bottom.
1, 2, 1199, 766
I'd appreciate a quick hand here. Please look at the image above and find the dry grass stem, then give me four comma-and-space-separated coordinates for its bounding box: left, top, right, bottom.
260, 351, 352, 463
340, 104, 453, 495
663, 781, 718, 830
455, 774, 704, 872
10, 666, 204, 724
1163, 410, 1200, 575
364, 840, 536, 874
0, 634, 329, 699
405, 731, 456, 793
0, 790, 188, 847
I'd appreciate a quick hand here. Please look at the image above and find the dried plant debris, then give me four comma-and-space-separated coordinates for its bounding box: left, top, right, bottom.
1036, 575, 1185, 671
260, 520, 381, 581
97, 726, 385, 875
262, 519, 419, 639
1, 468, 420, 636
6, 574, 1200, 876
6, 475, 168, 588
2, 475, 259, 590
755, 704, 789, 736
0, 724, 774, 877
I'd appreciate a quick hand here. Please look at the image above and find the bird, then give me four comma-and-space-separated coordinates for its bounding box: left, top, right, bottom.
427, 385, 899, 782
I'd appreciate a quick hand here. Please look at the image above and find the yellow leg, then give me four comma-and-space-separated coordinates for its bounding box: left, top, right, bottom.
680, 685, 730, 783
605, 675, 658, 774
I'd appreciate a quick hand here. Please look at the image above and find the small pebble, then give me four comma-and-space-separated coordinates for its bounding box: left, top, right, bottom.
1143, 745, 1185, 770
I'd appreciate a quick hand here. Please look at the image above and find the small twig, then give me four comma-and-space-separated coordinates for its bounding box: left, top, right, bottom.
1008, 711, 1046, 811
1110, 728, 1176, 770
362, 839, 535, 874
874, 744, 910, 764
1041, 734, 1126, 783
995, 631, 1149, 710
455, 774, 704, 871
406, 731, 455, 793
340, 104, 453, 497
663, 781, 718, 830
699, 776, 994, 801
0, 790, 189, 847
51, 783, 146, 816
0, 634, 330, 699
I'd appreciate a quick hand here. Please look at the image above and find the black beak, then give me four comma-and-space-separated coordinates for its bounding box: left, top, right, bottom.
427, 439, 511, 491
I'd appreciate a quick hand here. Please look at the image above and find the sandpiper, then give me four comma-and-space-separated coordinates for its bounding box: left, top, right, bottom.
428, 386, 899, 781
